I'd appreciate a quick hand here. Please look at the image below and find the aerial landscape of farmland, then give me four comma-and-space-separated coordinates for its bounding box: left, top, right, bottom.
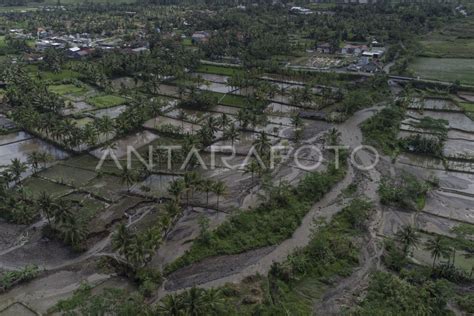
0, 0, 472, 315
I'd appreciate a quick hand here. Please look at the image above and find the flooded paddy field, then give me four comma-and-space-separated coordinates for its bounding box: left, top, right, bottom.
22, 177, 73, 199
37, 164, 98, 188
165, 107, 210, 123
143, 116, 202, 135
379, 96, 474, 266
88, 105, 127, 119
407, 97, 462, 112
190, 73, 229, 84
412, 232, 473, 274
0, 131, 68, 167
208, 104, 241, 115
90, 130, 159, 159
132, 174, 183, 198
63, 101, 94, 115
405, 110, 474, 133
155, 84, 181, 98
83, 174, 129, 202
0, 115, 16, 130
198, 82, 236, 94
265, 102, 299, 115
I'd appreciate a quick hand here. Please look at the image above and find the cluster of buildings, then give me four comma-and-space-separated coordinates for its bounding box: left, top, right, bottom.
315, 40, 386, 73
191, 31, 210, 44
7, 27, 151, 60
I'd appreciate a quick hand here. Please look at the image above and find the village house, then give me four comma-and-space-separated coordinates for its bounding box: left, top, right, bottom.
290, 7, 313, 15
316, 43, 333, 54
191, 31, 210, 44
340, 43, 368, 56
362, 48, 385, 59
67, 47, 94, 59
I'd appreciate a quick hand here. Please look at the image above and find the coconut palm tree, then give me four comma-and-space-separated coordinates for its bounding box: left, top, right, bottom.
219, 113, 229, 130
396, 225, 420, 256
199, 179, 214, 207
27, 152, 41, 174
53, 199, 74, 226
326, 127, 341, 146
37, 192, 55, 225
178, 109, 187, 130
224, 124, 239, 146
212, 181, 227, 211
244, 159, 261, 184
182, 287, 207, 316
203, 288, 225, 314
168, 179, 185, 204
112, 223, 131, 256
95, 116, 115, 142
424, 236, 450, 268
183, 171, 200, 206
291, 114, 302, 130
60, 218, 88, 248
120, 167, 137, 192
254, 132, 271, 159
8, 158, 27, 184
157, 294, 185, 315
38, 152, 53, 169
207, 116, 219, 135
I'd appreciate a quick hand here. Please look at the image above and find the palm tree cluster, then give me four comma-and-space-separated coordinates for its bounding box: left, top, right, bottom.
39, 194, 89, 250
396, 225, 457, 271
0, 159, 36, 224
0, 166, 88, 248
157, 287, 226, 316
111, 223, 162, 270
168, 172, 227, 211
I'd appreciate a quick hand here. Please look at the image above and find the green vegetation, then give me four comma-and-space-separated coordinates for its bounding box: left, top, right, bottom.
0, 265, 39, 293
409, 57, 474, 85
166, 158, 347, 273
22, 177, 72, 199
159, 199, 373, 315
48, 84, 86, 96
456, 293, 474, 314
206, 91, 250, 108
361, 105, 405, 156
459, 102, 474, 120
419, 17, 474, 59
353, 271, 453, 315
196, 65, 244, 76
379, 174, 432, 211
88, 95, 127, 108
459, 101, 474, 112
50, 284, 149, 315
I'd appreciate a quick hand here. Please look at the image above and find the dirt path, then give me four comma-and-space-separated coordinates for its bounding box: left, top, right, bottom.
315, 107, 386, 314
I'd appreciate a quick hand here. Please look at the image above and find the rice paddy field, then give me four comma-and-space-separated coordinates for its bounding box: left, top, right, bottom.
87, 94, 127, 108
419, 16, 474, 59
409, 57, 474, 85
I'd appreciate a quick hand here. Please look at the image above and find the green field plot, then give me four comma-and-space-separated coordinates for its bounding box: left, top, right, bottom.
64, 193, 107, 223
409, 58, 474, 85
459, 102, 474, 120
196, 64, 244, 76
459, 102, 474, 112
83, 174, 128, 202
73, 117, 95, 127
419, 17, 474, 59
88, 95, 127, 108
62, 155, 124, 176
48, 84, 86, 96
206, 91, 249, 108
37, 164, 97, 188
21, 177, 72, 199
